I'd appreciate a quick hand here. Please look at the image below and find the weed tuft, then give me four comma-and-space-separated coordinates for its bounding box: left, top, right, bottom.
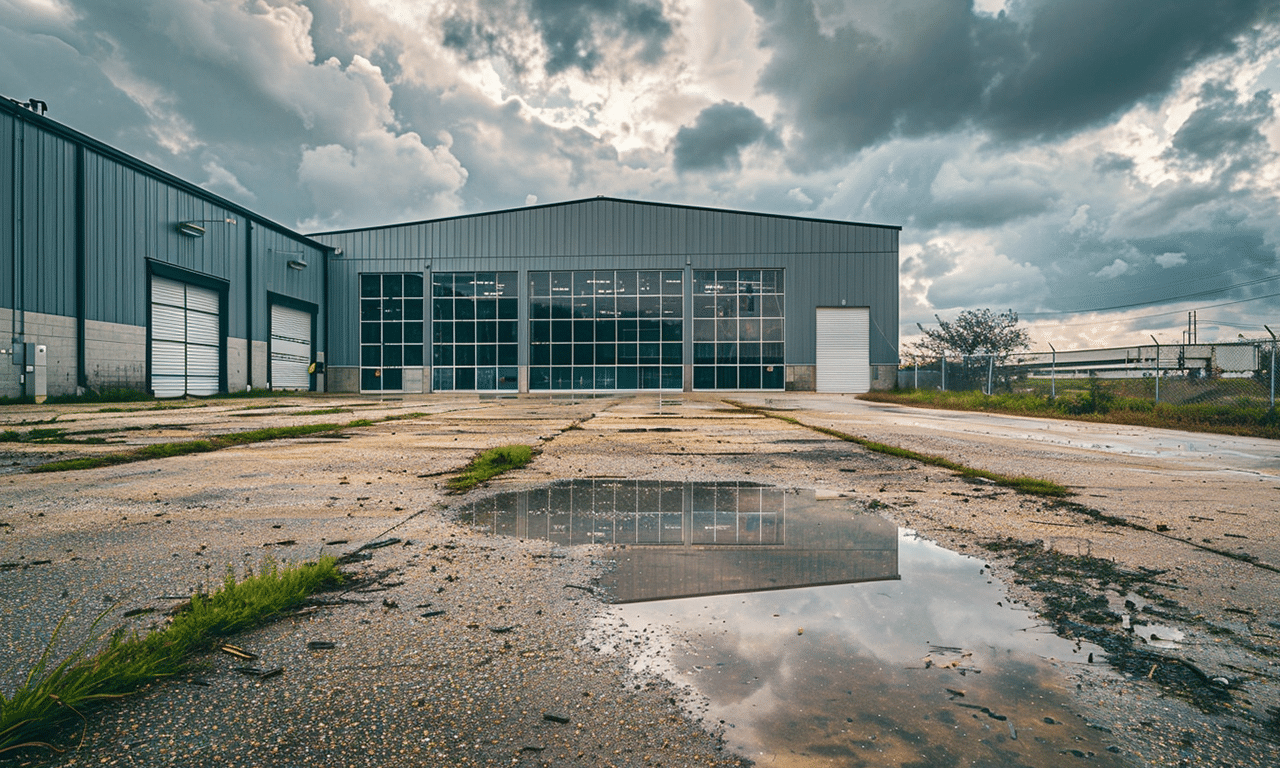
446, 445, 536, 494
0, 558, 341, 755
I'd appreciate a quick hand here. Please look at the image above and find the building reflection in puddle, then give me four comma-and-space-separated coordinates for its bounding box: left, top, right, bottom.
454, 480, 899, 602
456, 481, 1127, 766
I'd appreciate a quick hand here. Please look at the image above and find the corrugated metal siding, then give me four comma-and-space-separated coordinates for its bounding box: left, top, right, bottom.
314, 200, 900, 371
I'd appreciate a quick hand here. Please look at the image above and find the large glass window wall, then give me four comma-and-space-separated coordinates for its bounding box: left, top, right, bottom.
360, 273, 425, 392
432, 271, 519, 391
529, 270, 683, 390
692, 269, 785, 390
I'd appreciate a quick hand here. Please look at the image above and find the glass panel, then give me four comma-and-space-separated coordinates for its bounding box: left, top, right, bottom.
595, 344, 616, 365
383, 345, 403, 367
475, 272, 497, 297
662, 271, 683, 295
572, 297, 592, 318
574, 272, 592, 297
739, 294, 759, 317
362, 299, 381, 322
716, 295, 736, 318
361, 274, 381, 298
454, 273, 476, 297
498, 320, 518, 344
455, 367, 475, 390
433, 299, 453, 321
716, 270, 738, 291
762, 318, 784, 342
638, 342, 661, 365
382, 299, 402, 321
552, 368, 572, 389
531, 299, 551, 320
615, 271, 637, 295
405, 322, 423, 344
455, 299, 475, 320
595, 296, 615, 318
595, 320, 616, 342
456, 322, 475, 344
638, 319, 661, 342
639, 296, 661, 318
739, 342, 761, 364
593, 271, 616, 295
717, 366, 737, 389
617, 344, 638, 365
616, 295, 638, 318
552, 321, 572, 343
433, 273, 453, 297
574, 344, 593, 366
362, 368, 381, 390
694, 320, 716, 342
531, 321, 551, 344
740, 319, 761, 341
693, 295, 716, 318
694, 366, 715, 389
618, 321, 639, 342
551, 296, 573, 318
476, 367, 497, 390
616, 366, 637, 389
530, 272, 550, 297
362, 346, 381, 366
433, 323, 453, 344
476, 321, 497, 344
717, 319, 737, 341
662, 343, 682, 365
595, 367, 616, 389
433, 367, 454, 390
361, 324, 381, 344
383, 322, 403, 344
638, 271, 661, 295
498, 344, 518, 365
404, 345, 424, 367
499, 367, 519, 389
383, 274, 402, 298
433, 345, 453, 366
496, 272, 517, 297
762, 343, 784, 365
383, 368, 402, 390
552, 344, 572, 366
661, 366, 682, 389
694, 343, 715, 364
475, 298, 497, 320
455, 345, 476, 366
573, 320, 594, 343
404, 299, 423, 321
477, 345, 497, 366
573, 367, 594, 389
717, 343, 738, 364
498, 298, 518, 319
661, 296, 682, 318
530, 367, 551, 390
404, 274, 424, 297
551, 271, 572, 295
531, 344, 551, 365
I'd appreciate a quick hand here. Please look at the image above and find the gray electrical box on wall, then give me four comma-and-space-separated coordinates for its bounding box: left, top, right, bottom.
27, 344, 47, 403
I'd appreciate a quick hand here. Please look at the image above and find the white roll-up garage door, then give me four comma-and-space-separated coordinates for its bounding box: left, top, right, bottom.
270, 304, 312, 390
816, 307, 870, 393
151, 276, 221, 398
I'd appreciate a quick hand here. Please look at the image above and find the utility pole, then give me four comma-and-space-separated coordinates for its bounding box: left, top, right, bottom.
1266, 325, 1277, 409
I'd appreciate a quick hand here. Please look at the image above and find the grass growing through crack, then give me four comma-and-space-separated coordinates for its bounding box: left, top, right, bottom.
0, 557, 342, 756
725, 400, 1069, 497
30, 424, 348, 473
446, 445, 536, 494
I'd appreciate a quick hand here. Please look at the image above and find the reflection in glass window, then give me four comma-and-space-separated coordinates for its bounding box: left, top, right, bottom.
360, 273, 424, 392
529, 270, 683, 390
432, 272, 518, 391
692, 269, 784, 390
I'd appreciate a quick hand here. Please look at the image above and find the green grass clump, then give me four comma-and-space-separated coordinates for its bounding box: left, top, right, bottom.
30, 424, 345, 473
726, 401, 1070, 498
861, 387, 1280, 440
446, 445, 536, 494
0, 557, 341, 755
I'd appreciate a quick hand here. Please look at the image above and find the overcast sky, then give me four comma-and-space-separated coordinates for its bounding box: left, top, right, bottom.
4, 0, 1280, 351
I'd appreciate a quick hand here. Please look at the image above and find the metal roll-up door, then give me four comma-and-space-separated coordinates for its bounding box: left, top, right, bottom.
816, 307, 870, 393
270, 304, 312, 390
150, 276, 222, 398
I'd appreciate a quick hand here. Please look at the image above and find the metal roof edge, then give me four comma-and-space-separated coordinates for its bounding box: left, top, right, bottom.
307, 196, 903, 237
0, 95, 330, 251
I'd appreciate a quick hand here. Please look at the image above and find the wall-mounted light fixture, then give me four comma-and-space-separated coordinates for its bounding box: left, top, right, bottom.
177, 217, 237, 237
269, 248, 308, 270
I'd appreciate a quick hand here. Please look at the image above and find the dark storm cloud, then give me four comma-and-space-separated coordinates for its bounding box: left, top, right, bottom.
1166, 81, 1274, 165
673, 102, 777, 172
748, 0, 1274, 160
530, 0, 672, 74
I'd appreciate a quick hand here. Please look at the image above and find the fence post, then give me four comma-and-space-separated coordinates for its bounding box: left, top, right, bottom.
1150, 335, 1160, 404
1266, 326, 1277, 409
987, 355, 994, 395
941, 356, 947, 392
914, 361, 918, 389
1049, 342, 1056, 399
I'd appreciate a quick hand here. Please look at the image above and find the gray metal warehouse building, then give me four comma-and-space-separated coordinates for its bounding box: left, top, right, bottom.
2, 97, 899, 400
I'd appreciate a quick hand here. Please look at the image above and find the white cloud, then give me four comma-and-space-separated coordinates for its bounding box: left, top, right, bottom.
1092, 258, 1131, 279
297, 129, 467, 231
1155, 251, 1187, 268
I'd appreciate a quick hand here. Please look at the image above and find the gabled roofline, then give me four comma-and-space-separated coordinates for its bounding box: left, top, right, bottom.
1, 95, 329, 251
308, 195, 902, 237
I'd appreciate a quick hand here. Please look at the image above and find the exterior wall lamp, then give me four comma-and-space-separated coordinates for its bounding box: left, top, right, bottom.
177, 217, 237, 237
269, 248, 308, 269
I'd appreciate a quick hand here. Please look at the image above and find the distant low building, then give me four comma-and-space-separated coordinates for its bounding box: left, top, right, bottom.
2, 97, 899, 399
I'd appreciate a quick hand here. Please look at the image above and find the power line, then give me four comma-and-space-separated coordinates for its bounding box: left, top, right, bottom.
1024, 289, 1280, 328
1023, 273, 1280, 316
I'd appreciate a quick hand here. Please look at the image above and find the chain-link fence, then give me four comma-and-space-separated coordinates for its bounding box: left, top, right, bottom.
898, 341, 1278, 409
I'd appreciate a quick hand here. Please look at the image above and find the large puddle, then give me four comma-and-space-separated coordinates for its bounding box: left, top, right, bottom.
456, 481, 1128, 766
